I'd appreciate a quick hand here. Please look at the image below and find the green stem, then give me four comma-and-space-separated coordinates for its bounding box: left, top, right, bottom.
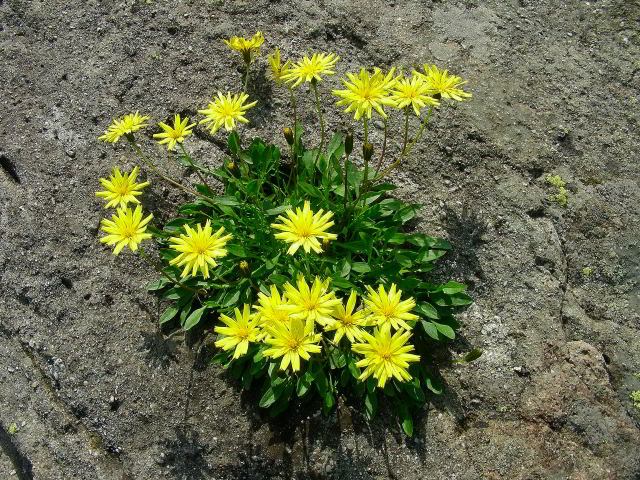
362, 118, 369, 185
138, 247, 208, 297
179, 144, 211, 192
373, 117, 388, 178
402, 108, 410, 155
312, 81, 325, 169
243, 59, 251, 94
343, 153, 350, 210
126, 136, 214, 205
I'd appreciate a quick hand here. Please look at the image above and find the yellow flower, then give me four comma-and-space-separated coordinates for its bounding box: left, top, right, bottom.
223, 31, 265, 62
262, 317, 322, 372
98, 111, 149, 143
352, 327, 420, 388
168, 220, 232, 278
283, 274, 341, 326
268, 48, 292, 86
389, 74, 440, 116
282, 52, 339, 88
95, 166, 149, 209
332, 67, 397, 120
416, 64, 472, 101
215, 304, 262, 359
364, 283, 418, 332
100, 205, 153, 255
253, 285, 296, 326
271, 201, 338, 255
153, 114, 196, 150
323, 290, 370, 343
198, 92, 257, 135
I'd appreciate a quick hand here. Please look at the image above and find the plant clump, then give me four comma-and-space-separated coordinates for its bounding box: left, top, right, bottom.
94, 32, 480, 435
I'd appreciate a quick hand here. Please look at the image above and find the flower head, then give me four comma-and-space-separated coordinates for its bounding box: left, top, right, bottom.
364, 283, 418, 332
416, 64, 472, 101
254, 285, 296, 326
283, 275, 341, 326
268, 48, 293, 86
282, 52, 339, 88
168, 220, 232, 278
352, 328, 420, 388
262, 317, 322, 372
271, 201, 338, 255
153, 114, 196, 150
95, 166, 149, 209
223, 31, 264, 62
98, 111, 149, 143
215, 304, 262, 359
389, 73, 440, 116
100, 205, 153, 255
198, 92, 257, 135
323, 290, 370, 343
332, 67, 398, 120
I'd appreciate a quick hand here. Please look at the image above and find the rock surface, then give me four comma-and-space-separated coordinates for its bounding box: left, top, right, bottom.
1, 0, 639, 479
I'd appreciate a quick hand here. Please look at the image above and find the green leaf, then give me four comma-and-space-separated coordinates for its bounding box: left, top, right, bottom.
351, 262, 371, 273
215, 195, 242, 206
314, 369, 329, 395
421, 320, 439, 340
247, 180, 260, 195
222, 290, 240, 308
328, 345, 347, 369
330, 277, 356, 290
266, 204, 292, 215
399, 405, 413, 437
418, 249, 447, 263
227, 245, 248, 257
228, 131, 240, 154
403, 380, 426, 403
159, 305, 180, 324
425, 376, 443, 394
394, 254, 412, 268
324, 391, 335, 410
259, 387, 278, 408
147, 278, 171, 291
432, 292, 473, 306
296, 371, 314, 397
387, 232, 406, 245
347, 359, 360, 379
453, 348, 483, 363
415, 302, 439, 319
298, 182, 323, 198
440, 281, 468, 295
364, 390, 378, 419
326, 132, 344, 160
184, 306, 207, 330
433, 321, 455, 339
407, 234, 451, 249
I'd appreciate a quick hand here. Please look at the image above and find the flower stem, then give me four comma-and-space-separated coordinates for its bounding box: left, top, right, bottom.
138, 247, 208, 297
126, 136, 215, 206
373, 117, 388, 178
243, 59, 251, 94
343, 153, 350, 210
312, 81, 325, 169
179, 144, 212, 192
362, 118, 369, 185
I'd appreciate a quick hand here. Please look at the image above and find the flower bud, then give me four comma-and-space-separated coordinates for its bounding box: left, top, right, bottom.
283, 127, 294, 146
344, 133, 353, 156
322, 237, 330, 250
363, 142, 374, 162
239, 260, 250, 274
227, 161, 236, 171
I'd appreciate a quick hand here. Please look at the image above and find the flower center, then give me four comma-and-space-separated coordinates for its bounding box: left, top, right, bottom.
121, 225, 136, 239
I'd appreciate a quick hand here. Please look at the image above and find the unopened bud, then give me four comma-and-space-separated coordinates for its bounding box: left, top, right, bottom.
363, 142, 374, 162
283, 127, 294, 146
344, 133, 353, 156
239, 260, 250, 274
322, 237, 330, 249
227, 161, 236, 171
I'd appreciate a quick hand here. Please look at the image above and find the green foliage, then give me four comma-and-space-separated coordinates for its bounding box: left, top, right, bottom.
630, 391, 640, 409
147, 127, 477, 433
546, 174, 568, 207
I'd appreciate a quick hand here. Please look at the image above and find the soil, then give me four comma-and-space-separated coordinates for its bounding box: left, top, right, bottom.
1, 0, 639, 479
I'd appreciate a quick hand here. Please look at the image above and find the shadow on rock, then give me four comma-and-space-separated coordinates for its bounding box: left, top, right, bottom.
160, 426, 213, 480
138, 330, 178, 370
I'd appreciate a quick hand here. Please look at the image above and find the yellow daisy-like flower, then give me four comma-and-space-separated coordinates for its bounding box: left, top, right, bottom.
283, 274, 341, 326
416, 64, 472, 101
262, 317, 322, 372
198, 92, 258, 135
98, 111, 149, 143
282, 52, 339, 88
323, 290, 370, 343
352, 327, 420, 388
332, 67, 398, 120
271, 201, 338, 255
168, 220, 232, 279
223, 31, 264, 62
364, 283, 419, 332
153, 114, 196, 150
100, 205, 153, 255
215, 304, 262, 359
389, 74, 440, 116
268, 48, 293, 86
95, 166, 149, 209
253, 285, 296, 326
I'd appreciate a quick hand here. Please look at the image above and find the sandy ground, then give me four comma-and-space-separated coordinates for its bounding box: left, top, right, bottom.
1, 0, 639, 479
